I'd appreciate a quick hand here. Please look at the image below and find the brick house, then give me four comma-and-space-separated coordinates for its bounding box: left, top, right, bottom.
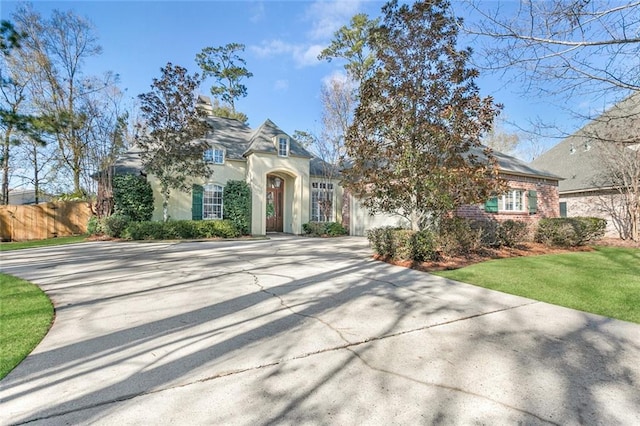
531, 92, 640, 238
456, 149, 561, 227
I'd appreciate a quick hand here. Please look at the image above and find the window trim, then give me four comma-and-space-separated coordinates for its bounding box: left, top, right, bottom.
311, 181, 335, 222
499, 189, 526, 213
277, 137, 289, 157
203, 183, 224, 220
204, 147, 225, 164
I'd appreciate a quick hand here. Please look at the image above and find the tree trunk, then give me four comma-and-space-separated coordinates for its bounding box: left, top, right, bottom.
2, 124, 14, 205
162, 185, 169, 223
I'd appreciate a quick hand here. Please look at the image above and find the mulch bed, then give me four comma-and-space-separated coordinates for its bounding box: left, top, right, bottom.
377, 238, 638, 272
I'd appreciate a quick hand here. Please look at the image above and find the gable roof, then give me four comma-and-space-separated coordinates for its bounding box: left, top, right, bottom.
111, 115, 312, 173
468, 145, 561, 180
531, 92, 640, 193
244, 119, 312, 158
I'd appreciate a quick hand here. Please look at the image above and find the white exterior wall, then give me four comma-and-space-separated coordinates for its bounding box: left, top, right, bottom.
150, 160, 247, 222
349, 196, 409, 236
246, 152, 310, 235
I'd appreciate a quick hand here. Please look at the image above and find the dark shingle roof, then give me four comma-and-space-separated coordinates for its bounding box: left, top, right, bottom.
244, 119, 312, 158
531, 92, 640, 193
467, 146, 561, 180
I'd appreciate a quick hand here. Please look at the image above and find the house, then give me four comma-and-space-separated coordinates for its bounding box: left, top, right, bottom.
531, 92, 640, 238
7, 189, 52, 205
113, 96, 560, 236
456, 149, 562, 227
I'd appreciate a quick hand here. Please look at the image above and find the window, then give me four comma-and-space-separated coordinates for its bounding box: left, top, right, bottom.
203, 184, 223, 219
500, 189, 525, 212
278, 137, 288, 157
311, 181, 334, 222
204, 148, 224, 164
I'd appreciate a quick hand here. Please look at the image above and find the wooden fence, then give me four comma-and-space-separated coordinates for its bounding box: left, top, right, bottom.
0, 201, 92, 241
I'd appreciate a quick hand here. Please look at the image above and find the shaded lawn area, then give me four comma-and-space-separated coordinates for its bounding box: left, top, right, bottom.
0, 235, 87, 251
0, 274, 54, 379
435, 246, 640, 324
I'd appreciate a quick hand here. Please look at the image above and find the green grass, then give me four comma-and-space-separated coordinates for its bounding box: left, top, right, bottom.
0, 274, 54, 379
435, 246, 640, 324
0, 235, 87, 251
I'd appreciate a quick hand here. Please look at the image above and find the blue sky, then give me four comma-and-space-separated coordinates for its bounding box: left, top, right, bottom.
2, 0, 597, 159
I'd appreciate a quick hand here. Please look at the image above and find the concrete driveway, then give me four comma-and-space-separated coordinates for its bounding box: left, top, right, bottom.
1, 235, 639, 425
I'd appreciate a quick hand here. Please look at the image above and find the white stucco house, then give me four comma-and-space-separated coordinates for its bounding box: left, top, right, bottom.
112, 96, 560, 236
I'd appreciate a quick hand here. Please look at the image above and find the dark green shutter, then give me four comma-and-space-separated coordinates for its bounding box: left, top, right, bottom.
484, 197, 498, 213
560, 202, 567, 218
528, 190, 538, 214
192, 184, 203, 220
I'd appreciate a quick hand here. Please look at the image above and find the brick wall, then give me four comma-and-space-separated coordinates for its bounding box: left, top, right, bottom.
457, 174, 560, 230
561, 191, 627, 238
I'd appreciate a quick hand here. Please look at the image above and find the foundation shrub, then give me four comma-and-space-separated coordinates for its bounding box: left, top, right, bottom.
102, 214, 132, 238
303, 222, 348, 237
437, 217, 482, 256
535, 217, 607, 247
123, 220, 239, 240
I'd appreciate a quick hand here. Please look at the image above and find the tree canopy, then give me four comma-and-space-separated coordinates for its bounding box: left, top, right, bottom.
136, 62, 211, 222
343, 0, 505, 231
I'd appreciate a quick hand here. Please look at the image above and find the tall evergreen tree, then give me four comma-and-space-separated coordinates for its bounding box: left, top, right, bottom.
136, 63, 210, 222
343, 0, 505, 231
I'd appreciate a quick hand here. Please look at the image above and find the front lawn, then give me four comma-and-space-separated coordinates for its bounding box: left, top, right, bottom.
0, 235, 87, 251
435, 246, 640, 324
0, 274, 54, 379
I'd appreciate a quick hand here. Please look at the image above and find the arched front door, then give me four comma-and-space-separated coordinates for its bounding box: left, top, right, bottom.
266, 175, 284, 232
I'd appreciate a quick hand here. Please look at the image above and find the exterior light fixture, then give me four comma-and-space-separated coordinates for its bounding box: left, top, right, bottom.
273, 177, 282, 188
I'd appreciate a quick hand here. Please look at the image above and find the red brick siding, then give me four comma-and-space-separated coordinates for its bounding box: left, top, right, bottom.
457, 175, 560, 228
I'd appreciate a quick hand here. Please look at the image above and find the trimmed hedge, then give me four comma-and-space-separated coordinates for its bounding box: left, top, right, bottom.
223, 180, 251, 235
112, 175, 154, 222
302, 221, 348, 237
472, 219, 530, 248
102, 214, 132, 238
366, 227, 439, 261
535, 217, 606, 247
123, 219, 240, 240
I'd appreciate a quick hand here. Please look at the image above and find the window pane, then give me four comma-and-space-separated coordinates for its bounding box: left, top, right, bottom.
203, 149, 213, 163
203, 184, 223, 219
278, 138, 288, 156
213, 149, 224, 164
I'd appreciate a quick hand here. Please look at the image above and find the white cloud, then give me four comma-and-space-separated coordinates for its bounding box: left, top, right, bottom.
250, 40, 324, 68
305, 0, 362, 40
295, 44, 324, 67
250, 40, 295, 58
249, 1, 265, 23
274, 79, 289, 91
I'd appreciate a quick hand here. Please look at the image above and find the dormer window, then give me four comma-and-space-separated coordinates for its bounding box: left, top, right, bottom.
278, 137, 289, 157
204, 148, 225, 164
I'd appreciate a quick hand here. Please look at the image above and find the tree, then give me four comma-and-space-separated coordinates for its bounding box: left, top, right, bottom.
195, 43, 253, 114
208, 98, 248, 124
343, 0, 505, 231
465, 1, 640, 240
482, 117, 520, 156
136, 62, 211, 222
318, 13, 380, 83
463, 1, 640, 99
12, 5, 109, 196
0, 20, 25, 54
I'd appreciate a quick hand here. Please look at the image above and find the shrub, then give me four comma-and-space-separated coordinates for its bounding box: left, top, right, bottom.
302, 222, 347, 237
497, 220, 530, 247
366, 226, 401, 257
123, 219, 239, 240
87, 216, 102, 235
366, 227, 439, 261
223, 181, 251, 235
325, 222, 348, 236
102, 214, 132, 238
437, 217, 482, 256
413, 229, 439, 261
112, 175, 154, 222
535, 217, 607, 247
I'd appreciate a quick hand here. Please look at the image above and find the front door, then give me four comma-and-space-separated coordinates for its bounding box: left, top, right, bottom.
266, 176, 283, 232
